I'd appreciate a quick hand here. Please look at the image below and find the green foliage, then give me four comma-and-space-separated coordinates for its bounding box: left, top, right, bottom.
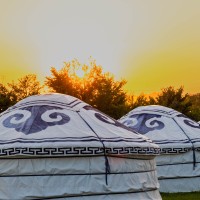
127, 86, 197, 120
0, 74, 42, 113
161, 192, 200, 200
45, 59, 128, 119
0, 83, 12, 112
187, 93, 200, 121
8, 74, 42, 103
128, 94, 153, 110
155, 86, 192, 116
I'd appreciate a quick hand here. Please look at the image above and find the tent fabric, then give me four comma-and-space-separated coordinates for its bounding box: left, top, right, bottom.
0, 94, 159, 157
0, 156, 160, 199
119, 105, 200, 192
0, 94, 161, 199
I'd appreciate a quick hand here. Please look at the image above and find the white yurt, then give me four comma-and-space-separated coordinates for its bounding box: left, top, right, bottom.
119, 105, 200, 193
0, 94, 161, 200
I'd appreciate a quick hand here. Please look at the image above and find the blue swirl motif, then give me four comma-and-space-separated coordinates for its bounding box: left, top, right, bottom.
123, 114, 165, 134
2, 106, 70, 134
177, 114, 200, 129
83, 106, 134, 132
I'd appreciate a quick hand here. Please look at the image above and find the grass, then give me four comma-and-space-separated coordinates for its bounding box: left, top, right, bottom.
161, 192, 200, 200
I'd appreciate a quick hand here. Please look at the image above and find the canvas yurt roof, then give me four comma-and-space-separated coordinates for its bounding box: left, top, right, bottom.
0, 94, 161, 199
119, 105, 200, 153
119, 105, 200, 192
0, 94, 159, 157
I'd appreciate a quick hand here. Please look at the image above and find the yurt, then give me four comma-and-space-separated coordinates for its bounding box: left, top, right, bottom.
0, 94, 161, 199
119, 105, 200, 193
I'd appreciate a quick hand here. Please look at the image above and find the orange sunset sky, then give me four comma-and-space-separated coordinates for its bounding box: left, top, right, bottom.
0, 0, 200, 95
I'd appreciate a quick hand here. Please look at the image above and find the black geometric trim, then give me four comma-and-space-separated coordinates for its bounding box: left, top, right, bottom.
195, 147, 200, 152
0, 146, 160, 157
105, 147, 160, 155
160, 147, 191, 154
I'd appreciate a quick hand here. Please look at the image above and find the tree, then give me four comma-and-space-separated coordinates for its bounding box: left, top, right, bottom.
45, 59, 128, 119
155, 86, 192, 115
187, 93, 200, 121
8, 74, 42, 103
130, 94, 151, 109
85, 66, 128, 119
0, 83, 13, 112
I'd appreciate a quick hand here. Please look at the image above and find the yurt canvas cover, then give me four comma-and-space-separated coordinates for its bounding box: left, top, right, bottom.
0, 94, 161, 200
119, 105, 200, 192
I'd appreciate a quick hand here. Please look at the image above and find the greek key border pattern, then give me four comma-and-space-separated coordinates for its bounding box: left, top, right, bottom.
0, 146, 160, 157
194, 147, 200, 152
160, 147, 192, 154
1, 147, 196, 156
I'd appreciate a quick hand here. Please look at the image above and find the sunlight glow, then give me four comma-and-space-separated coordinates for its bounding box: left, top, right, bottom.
0, 0, 200, 94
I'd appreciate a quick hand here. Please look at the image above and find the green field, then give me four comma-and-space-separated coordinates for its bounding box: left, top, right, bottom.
161, 192, 200, 200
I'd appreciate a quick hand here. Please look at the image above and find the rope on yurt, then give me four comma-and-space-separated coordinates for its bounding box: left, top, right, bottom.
32, 188, 159, 199
173, 118, 196, 170
77, 111, 111, 185
158, 174, 200, 180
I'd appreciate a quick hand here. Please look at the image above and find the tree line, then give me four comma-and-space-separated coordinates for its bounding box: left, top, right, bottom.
0, 59, 199, 121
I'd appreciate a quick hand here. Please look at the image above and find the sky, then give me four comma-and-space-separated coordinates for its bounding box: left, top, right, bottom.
0, 0, 200, 95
